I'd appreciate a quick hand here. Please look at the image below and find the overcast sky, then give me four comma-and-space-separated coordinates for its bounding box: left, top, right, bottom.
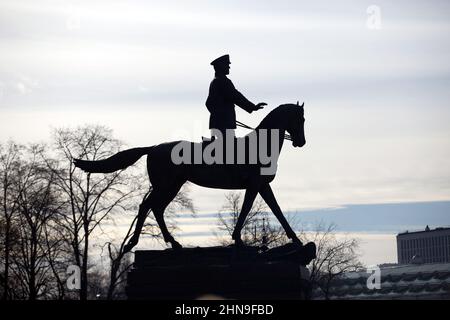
1, 1, 449, 219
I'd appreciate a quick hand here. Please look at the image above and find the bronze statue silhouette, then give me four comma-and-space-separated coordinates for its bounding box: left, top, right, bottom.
74, 102, 306, 253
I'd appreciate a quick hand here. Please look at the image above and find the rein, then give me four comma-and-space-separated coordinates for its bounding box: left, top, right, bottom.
235, 120, 293, 141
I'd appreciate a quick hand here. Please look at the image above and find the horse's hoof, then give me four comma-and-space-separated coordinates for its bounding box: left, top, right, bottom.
292, 237, 303, 247
171, 241, 183, 250
234, 238, 245, 247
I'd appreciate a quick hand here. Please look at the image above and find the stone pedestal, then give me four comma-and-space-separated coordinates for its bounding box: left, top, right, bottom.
126, 244, 315, 300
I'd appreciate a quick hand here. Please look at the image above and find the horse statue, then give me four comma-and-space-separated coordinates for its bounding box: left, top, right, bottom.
74, 102, 306, 253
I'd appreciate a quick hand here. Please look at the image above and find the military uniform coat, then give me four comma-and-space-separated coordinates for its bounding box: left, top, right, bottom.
205, 74, 256, 130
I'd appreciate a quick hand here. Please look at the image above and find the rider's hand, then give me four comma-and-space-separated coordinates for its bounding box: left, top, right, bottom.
254, 102, 267, 110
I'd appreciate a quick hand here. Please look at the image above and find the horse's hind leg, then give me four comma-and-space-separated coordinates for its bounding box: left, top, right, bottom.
151, 182, 185, 250
123, 190, 154, 253
123, 181, 184, 252
153, 207, 182, 250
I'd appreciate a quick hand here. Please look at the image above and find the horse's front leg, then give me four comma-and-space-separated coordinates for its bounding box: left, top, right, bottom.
259, 183, 303, 246
232, 184, 260, 245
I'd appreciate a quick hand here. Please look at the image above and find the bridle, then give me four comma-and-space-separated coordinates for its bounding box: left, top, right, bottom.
235, 120, 293, 141
236, 101, 304, 142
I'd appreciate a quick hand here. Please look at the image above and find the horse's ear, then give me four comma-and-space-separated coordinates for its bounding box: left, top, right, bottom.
297, 101, 304, 108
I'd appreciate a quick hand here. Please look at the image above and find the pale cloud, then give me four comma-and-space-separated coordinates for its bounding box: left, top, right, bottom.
0, 74, 39, 98
65, 4, 81, 31
16, 75, 39, 94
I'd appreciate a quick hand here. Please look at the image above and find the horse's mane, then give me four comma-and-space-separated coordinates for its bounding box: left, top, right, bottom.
256, 103, 303, 129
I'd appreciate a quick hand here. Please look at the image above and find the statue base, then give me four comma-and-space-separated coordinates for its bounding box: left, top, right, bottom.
126, 243, 316, 300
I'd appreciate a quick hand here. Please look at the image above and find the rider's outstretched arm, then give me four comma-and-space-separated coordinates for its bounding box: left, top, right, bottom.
223, 78, 264, 113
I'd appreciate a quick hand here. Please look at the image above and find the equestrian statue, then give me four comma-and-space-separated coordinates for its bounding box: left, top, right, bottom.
74, 55, 307, 255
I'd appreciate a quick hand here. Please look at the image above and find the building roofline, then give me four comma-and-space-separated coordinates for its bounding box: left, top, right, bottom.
397, 226, 450, 236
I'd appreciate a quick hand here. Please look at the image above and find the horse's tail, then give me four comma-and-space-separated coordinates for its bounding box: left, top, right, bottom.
73, 147, 154, 173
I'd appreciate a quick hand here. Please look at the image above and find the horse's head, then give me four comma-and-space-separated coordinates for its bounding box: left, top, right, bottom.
257, 102, 306, 148
285, 101, 306, 148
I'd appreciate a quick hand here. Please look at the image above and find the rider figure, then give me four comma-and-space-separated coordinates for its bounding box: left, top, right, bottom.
206, 54, 266, 141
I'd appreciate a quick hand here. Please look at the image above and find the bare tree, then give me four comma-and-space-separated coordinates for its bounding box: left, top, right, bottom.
216, 191, 292, 248
86, 267, 108, 300
0, 144, 68, 300
0, 141, 23, 300
42, 125, 143, 300
1, 127, 194, 300
40, 220, 69, 300
301, 222, 363, 299
9, 145, 65, 299
105, 240, 133, 300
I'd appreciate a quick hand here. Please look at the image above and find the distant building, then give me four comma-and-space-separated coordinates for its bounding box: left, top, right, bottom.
397, 226, 450, 264
317, 263, 450, 300
313, 226, 450, 300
